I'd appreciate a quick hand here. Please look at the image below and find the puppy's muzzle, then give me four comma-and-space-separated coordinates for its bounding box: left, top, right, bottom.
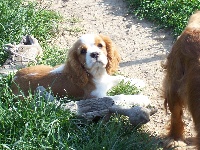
90, 52, 99, 59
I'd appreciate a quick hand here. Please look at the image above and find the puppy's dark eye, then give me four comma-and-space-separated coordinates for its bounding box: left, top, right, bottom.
81, 48, 87, 54
97, 43, 103, 48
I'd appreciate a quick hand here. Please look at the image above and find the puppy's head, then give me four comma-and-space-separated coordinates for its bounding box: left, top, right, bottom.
66, 34, 120, 86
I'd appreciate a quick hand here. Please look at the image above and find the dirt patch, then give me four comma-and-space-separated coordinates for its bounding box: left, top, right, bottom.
39, 0, 196, 149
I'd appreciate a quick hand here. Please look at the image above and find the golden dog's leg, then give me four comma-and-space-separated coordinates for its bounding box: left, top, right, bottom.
168, 101, 184, 140
163, 98, 186, 149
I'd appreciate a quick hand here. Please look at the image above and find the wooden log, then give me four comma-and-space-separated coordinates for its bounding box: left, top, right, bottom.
36, 86, 157, 126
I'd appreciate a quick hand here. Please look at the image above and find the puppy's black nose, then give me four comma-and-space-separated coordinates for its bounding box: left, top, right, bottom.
90, 52, 99, 59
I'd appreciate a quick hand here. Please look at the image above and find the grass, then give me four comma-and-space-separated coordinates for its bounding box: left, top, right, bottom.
0, 0, 167, 149
0, 74, 162, 150
107, 80, 142, 96
126, 0, 200, 37
0, 0, 61, 65
36, 45, 67, 66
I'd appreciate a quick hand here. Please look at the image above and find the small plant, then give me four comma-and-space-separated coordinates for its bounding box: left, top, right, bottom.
65, 27, 83, 34
67, 17, 81, 24
108, 80, 141, 96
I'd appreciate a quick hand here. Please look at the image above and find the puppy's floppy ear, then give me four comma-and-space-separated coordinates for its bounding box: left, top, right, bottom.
64, 46, 88, 87
99, 34, 121, 75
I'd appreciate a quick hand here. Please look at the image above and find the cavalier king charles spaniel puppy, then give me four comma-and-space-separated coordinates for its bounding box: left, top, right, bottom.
11, 34, 146, 101
163, 11, 200, 149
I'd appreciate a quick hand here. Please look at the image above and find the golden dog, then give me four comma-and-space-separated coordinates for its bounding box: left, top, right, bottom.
163, 11, 200, 149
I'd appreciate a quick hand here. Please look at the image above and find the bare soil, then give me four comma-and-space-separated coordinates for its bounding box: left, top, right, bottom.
39, 0, 196, 149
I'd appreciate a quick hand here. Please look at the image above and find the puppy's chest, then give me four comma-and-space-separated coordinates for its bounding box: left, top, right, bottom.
91, 77, 110, 98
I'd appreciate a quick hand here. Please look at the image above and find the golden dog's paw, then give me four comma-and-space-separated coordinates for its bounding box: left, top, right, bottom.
163, 138, 187, 150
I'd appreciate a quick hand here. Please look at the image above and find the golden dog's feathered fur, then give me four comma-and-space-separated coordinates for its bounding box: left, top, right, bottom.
163, 11, 200, 149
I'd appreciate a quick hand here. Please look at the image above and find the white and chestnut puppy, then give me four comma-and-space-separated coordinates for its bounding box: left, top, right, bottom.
11, 34, 146, 101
